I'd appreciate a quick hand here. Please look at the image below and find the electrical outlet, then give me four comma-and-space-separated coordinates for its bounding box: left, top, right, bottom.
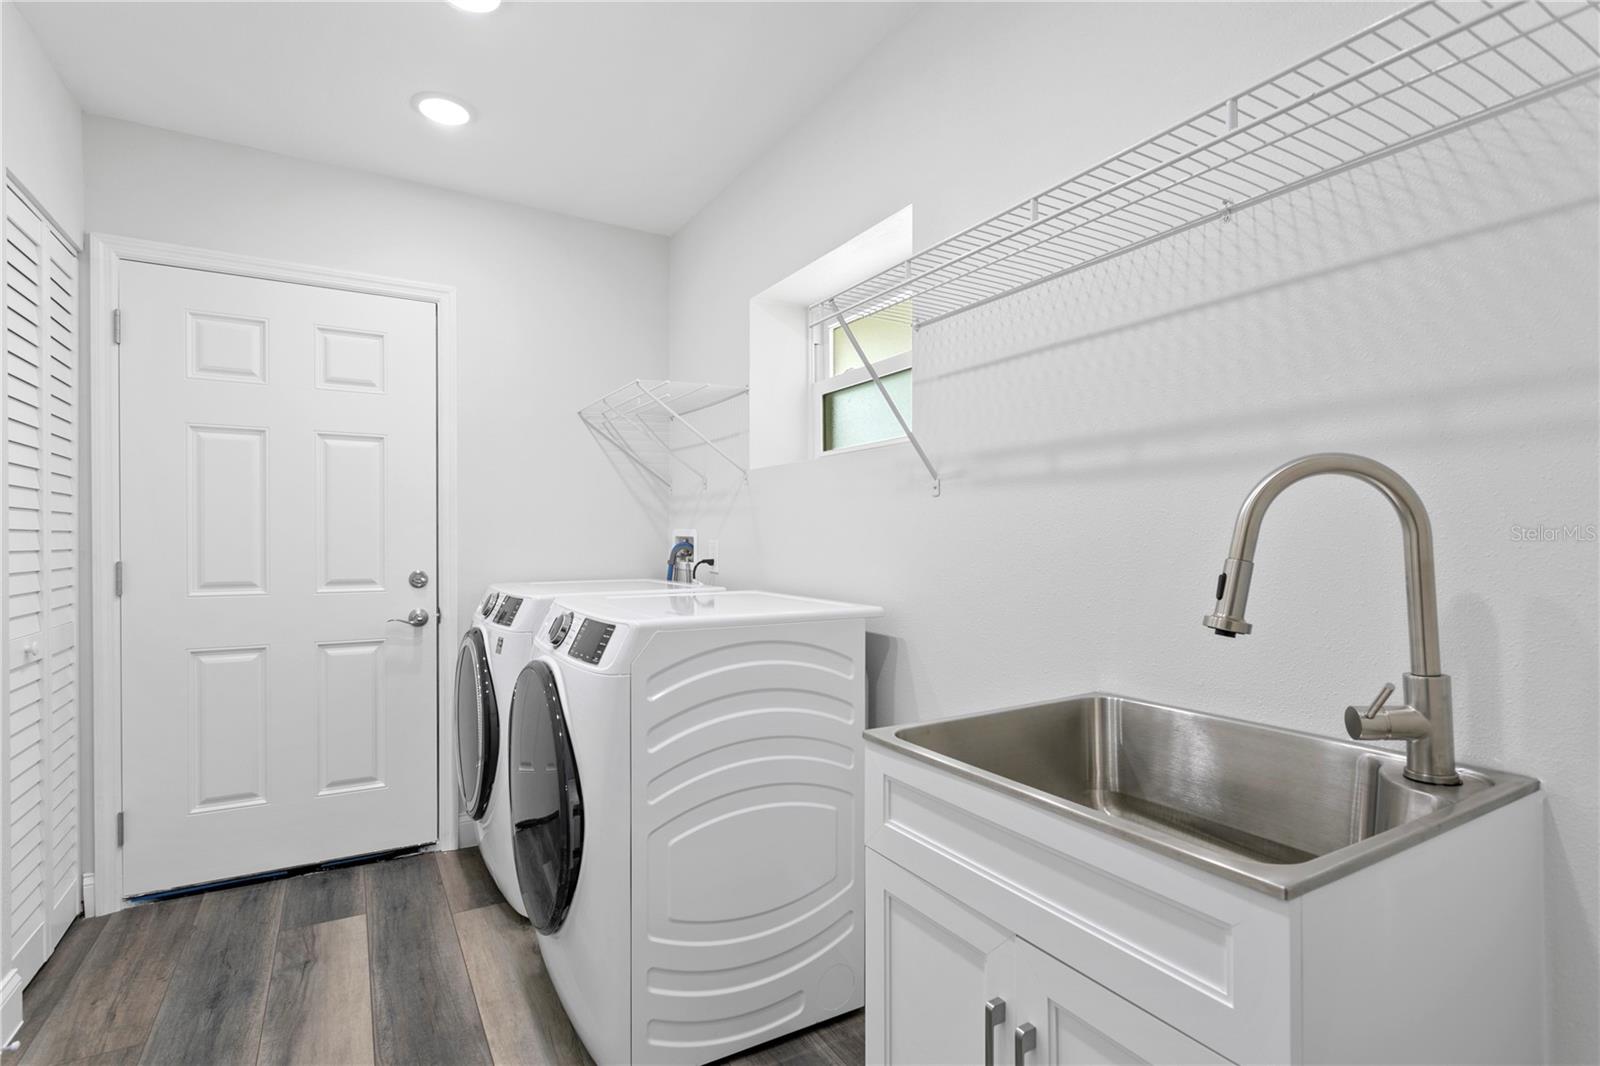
702, 540, 719, 574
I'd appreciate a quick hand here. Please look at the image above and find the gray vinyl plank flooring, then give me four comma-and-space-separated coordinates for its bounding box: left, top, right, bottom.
802, 1011, 867, 1066
437, 848, 502, 913
455, 901, 591, 1066
366, 854, 493, 1066
51, 1048, 142, 1066
278, 865, 365, 931
6, 849, 864, 1066
258, 914, 373, 1066
20, 894, 203, 1066
0, 916, 107, 1065
138, 881, 284, 1066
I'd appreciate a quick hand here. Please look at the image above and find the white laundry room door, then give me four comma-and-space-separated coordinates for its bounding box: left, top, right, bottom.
117, 262, 438, 896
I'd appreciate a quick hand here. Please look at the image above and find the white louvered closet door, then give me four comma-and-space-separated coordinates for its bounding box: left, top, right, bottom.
3, 181, 80, 989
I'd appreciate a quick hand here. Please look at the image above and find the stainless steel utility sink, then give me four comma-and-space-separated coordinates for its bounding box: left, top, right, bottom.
866, 693, 1539, 897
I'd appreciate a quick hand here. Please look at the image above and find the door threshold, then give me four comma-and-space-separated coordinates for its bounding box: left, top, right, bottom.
126, 842, 435, 904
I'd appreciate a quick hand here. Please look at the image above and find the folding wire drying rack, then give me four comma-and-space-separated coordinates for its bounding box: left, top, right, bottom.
581, 4, 1597, 497
815, 0, 1599, 332
579, 379, 748, 491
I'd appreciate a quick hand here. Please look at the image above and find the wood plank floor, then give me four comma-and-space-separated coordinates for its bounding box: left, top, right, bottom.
0, 850, 864, 1066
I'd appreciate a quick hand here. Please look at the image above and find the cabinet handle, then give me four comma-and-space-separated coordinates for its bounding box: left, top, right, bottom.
983, 998, 1006, 1066
1014, 1022, 1036, 1066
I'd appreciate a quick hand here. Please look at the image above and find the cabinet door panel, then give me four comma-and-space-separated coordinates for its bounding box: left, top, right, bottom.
1018, 939, 1231, 1066
867, 851, 1013, 1066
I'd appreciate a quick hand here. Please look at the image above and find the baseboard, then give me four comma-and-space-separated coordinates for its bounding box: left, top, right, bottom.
1, 968, 23, 1049
455, 815, 479, 849
82, 872, 96, 918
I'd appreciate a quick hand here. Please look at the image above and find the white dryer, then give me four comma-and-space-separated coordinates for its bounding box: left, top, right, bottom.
454, 579, 718, 916
518, 589, 882, 1065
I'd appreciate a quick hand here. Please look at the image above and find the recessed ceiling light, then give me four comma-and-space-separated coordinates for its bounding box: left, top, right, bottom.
447, 0, 501, 12
412, 93, 473, 127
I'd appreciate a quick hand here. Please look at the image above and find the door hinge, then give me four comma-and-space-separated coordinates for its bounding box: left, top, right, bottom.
114, 560, 123, 597
115, 811, 125, 847
112, 308, 122, 345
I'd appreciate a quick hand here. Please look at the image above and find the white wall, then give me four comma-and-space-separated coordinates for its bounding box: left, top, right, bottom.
2, 2, 81, 237
665, 4, 1598, 1062
83, 115, 670, 865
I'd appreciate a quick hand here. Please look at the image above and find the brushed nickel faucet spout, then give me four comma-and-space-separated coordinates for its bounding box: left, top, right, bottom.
1203, 453, 1461, 785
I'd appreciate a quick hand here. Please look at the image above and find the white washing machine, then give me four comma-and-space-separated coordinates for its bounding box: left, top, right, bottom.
516, 589, 882, 1065
454, 579, 719, 916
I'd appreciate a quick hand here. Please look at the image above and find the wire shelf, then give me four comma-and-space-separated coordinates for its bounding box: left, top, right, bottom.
811, 0, 1600, 331
579, 379, 748, 490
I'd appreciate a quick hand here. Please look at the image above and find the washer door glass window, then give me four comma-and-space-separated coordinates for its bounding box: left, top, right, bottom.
508, 660, 584, 933
454, 628, 497, 820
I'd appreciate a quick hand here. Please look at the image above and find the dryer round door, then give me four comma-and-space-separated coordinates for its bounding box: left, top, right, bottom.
508, 660, 583, 934
454, 628, 498, 820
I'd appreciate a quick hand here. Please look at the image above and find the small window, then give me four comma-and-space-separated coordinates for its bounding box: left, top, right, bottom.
812, 299, 912, 454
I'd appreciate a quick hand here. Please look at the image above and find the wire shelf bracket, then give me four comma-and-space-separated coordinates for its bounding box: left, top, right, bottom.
813, 0, 1600, 333
828, 300, 941, 497
579, 379, 749, 491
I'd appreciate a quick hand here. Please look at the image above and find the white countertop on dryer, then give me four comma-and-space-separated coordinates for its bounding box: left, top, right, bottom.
551, 588, 883, 627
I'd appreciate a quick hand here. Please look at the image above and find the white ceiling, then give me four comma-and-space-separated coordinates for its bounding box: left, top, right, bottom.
18, 1, 919, 234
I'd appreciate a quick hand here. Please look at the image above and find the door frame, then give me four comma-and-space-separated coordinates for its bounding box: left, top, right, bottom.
87, 234, 461, 915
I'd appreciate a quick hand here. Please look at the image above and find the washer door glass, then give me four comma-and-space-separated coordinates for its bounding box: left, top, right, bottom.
508, 660, 583, 934
454, 628, 497, 820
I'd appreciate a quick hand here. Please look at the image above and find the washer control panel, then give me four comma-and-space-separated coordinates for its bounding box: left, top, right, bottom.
566, 618, 616, 665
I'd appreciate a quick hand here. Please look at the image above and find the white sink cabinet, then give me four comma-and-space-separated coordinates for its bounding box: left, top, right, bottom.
864, 744, 1545, 1066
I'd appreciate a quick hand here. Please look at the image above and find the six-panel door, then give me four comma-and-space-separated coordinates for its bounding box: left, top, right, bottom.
117, 262, 439, 895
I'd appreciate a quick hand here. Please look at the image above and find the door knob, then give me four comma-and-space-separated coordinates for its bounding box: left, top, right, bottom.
387, 609, 431, 627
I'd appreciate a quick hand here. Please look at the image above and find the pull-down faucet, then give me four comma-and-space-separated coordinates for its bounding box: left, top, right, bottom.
1203, 453, 1461, 785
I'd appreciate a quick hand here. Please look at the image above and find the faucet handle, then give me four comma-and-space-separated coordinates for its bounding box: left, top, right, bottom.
1359, 682, 1396, 720
1346, 681, 1430, 745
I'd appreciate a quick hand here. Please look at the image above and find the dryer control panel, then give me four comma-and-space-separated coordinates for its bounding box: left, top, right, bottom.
491, 595, 524, 625
566, 618, 616, 665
